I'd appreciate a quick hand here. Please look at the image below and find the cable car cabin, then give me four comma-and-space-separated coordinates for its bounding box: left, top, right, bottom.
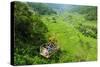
40, 42, 59, 58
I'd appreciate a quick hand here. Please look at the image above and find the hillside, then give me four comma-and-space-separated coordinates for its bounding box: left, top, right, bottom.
13, 1, 97, 65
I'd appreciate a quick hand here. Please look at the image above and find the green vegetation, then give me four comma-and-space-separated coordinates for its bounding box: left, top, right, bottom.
72, 6, 97, 21
13, 1, 97, 65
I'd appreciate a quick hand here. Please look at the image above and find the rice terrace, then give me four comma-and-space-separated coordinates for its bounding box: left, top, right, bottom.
12, 1, 97, 65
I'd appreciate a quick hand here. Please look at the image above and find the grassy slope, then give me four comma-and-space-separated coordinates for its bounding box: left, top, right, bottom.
41, 12, 97, 62
14, 12, 97, 65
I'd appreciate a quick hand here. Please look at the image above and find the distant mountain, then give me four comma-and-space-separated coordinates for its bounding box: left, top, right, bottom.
46, 3, 79, 13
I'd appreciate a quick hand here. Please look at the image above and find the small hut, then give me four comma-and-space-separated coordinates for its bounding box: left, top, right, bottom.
40, 42, 59, 58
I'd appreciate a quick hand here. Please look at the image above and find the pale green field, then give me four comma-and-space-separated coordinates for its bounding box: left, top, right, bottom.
41, 13, 97, 62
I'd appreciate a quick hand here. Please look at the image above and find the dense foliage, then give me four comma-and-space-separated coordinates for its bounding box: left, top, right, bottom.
14, 2, 48, 65
71, 6, 97, 21
27, 2, 56, 15
13, 1, 97, 65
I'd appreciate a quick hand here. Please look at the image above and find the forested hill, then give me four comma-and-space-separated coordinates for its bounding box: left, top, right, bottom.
47, 3, 97, 21
27, 2, 97, 21
27, 2, 57, 15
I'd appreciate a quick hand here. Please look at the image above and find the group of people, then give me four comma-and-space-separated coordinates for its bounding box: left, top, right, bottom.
42, 42, 56, 57
41, 34, 58, 58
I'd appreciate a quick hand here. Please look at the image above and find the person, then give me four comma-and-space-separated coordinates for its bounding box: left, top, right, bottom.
43, 48, 49, 56
47, 45, 51, 52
